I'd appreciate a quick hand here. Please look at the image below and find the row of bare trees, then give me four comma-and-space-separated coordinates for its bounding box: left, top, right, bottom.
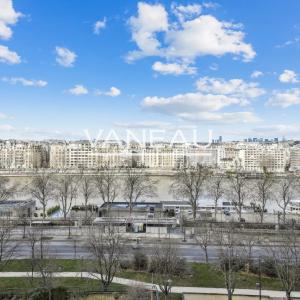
0, 166, 299, 224
25, 168, 158, 221
171, 165, 300, 223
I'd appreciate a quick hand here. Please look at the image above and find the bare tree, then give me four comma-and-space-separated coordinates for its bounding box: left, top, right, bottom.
0, 220, 17, 271
35, 235, 58, 300
170, 165, 210, 220
226, 170, 249, 222
54, 175, 78, 220
275, 176, 296, 224
26, 228, 39, 282
0, 177, 16, 200
122, 169, 157, 215
195, 222, 211, 263
29, 173, 54, 219
87, 226, 123, 291
94, 167, 119, 216
269, 229, 300, 300
240, 234, 257, 272
80, 174, 96, 221
253, 171, 274, 223
216, 223, 243, 300
150, 242, 186, 298
207, 174, 225, 220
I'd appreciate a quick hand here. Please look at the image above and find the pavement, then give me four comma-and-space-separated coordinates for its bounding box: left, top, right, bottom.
0, 271, 298, 298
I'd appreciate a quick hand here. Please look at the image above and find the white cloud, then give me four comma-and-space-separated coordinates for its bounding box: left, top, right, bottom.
2, 77, 47, 87
267, 88, 300, 108
0, 0, 22, 40
55, 47, 77, 67
276, 37, 300, 48
96, 87, 121, 97
127, 2, 168, 61
176, 111, 260, 123
69, 84, 88, 95
251, 70, 263, 78
171, 3, 202, 23
94, 18, 106, 34
279, 69, 299, 83
0, 45, 21, 64
106, 87, 121, 97
253, 124, 298, 136
152, 61, 196, 75
127, 3, 255, 63
196, 77, 265, 101
142, 76, 262, 124
143, 92, 242, 114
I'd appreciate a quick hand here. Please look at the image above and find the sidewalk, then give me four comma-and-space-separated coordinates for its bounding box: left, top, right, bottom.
0, 271, 299, 298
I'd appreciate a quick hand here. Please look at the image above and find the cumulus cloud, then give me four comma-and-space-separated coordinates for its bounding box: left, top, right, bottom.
127, 2, 168, 61
2, 77, 47, 87
251, 70, 263, 78
142, 92, 242, 114
0, 45, 21, 64
69, 85, 88, 95
0, 0, 22, 40
94, 18, 106, 34
55, 47, 77, 67
96, 87, 121, 97
279, 69, 299, 83
152, 61, 196, 75
127, 2, 255, 63
176, 111, 260, 123
196, 77, 265, 102
267, 88, 300, 108
142, 76, 263, 124
171, 3, 202, 23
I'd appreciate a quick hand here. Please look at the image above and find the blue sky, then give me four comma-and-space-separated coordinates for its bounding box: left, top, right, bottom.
1, 0, 300, 141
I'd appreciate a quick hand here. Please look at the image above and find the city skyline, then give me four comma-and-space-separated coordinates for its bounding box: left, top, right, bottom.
1, 0, 300, 141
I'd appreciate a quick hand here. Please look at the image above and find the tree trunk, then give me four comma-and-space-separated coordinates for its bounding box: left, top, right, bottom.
283, 210, 286, 224
227, 290, 233, 300
260, 212, 264, 224
286, 291, 291, 300
205, 248, 209, 264
43, 204, 46, 220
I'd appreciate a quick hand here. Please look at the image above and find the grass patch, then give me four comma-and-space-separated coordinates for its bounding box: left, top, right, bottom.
0, 277, 124, 293
0, 259, 291, 291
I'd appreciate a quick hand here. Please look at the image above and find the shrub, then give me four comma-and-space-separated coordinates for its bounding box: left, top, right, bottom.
133, 251, 148, 271
120, 259, 132, 270
260, 257, 277, 278
47, 205, 60, 216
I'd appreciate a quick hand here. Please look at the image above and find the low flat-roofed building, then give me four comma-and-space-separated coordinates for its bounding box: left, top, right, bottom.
94, 201, 178, 234
0, 200, 36, 218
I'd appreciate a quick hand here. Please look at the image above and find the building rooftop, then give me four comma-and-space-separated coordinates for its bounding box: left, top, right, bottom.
99, 201, 162, 209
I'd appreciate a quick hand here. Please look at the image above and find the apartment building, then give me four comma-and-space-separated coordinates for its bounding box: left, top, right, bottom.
240, 143, 289, 173
0, 140, 43, 169
140, 144, 186, 169
49, 141, 132, 169
215, 142, 289, 173
289, 144, 300, 171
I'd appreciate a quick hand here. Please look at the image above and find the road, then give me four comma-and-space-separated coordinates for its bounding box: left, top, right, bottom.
11, 238, 270, 262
